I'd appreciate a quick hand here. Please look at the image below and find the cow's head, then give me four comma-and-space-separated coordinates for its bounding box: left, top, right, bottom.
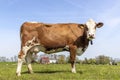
85, 19, 103, 40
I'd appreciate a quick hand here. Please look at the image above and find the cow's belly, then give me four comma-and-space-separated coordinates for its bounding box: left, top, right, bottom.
29, 45, 69, 54
22, 38, 69, 55
29, 45, 87, 56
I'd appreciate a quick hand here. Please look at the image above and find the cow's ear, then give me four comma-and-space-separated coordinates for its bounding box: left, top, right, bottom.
96, 22, 104, 28
79, 24, 85, 29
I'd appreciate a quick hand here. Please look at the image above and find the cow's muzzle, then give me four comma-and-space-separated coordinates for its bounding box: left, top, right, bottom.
88, 34, 95, 40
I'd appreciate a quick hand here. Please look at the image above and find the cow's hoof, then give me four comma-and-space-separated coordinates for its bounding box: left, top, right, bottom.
29, 71, 34, 74
28, 70, 34, 74
72, 69, 76, 73
16, 73, 21, 76
72, 71, 76, 73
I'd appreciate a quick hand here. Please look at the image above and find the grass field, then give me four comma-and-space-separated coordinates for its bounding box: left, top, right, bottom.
0, 62, 120, 80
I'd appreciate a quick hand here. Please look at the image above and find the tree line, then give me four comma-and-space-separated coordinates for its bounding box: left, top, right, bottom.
77, 55, 118, 65
0, 55, 17, 62
61, 55, 118, 65
0, 55, 119, 65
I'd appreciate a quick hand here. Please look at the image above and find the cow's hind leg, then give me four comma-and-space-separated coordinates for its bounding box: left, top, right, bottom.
16, 50, 25, 76
25, 52, 33, 74
69, 45, 77, 73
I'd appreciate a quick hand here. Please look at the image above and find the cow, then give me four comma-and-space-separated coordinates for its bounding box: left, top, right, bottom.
16, 19, 103, 76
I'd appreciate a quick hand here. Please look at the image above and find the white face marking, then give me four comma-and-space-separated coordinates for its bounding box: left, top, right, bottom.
86, 19, 96, 40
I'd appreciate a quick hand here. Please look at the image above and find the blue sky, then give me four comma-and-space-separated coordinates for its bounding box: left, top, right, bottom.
0, 0, 120, 59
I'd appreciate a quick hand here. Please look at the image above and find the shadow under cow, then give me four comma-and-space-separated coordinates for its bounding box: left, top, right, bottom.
21, 70, 69, 74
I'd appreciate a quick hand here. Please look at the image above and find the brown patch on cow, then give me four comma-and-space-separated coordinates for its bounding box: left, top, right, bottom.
18, 50, 24, 59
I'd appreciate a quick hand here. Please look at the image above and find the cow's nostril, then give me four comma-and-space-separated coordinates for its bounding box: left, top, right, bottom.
89, 34, 94, 36
92, 34, 94, 37
89, 34, 95, 39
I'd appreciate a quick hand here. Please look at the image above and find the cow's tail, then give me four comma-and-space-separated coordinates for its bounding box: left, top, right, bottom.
20, 22, 26, 41
20, 23, 25, 49
20, 25, 23, 42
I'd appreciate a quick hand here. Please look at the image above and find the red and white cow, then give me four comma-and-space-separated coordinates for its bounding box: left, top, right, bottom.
16, 19, 103, 76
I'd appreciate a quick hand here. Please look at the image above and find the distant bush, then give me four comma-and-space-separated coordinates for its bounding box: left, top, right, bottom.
80, 55, 111, 65
96, 55, 110, 65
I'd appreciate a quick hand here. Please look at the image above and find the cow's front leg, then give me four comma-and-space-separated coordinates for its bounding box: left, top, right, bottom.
25, 53, 33, 74
16, 50, 25, 76
69, 45, 77, 73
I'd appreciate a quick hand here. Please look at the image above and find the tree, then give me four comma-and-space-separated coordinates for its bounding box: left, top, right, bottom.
57, 55, 66, 64
66, 56, 80, 63
96, 55, 110, 65
11, 57, 14, 62
76, 56, 80, 63
0, 57, 7, 62
82, 57, 88, 64
14, 55, 18, 62
88, 58, 96, 64
66, 56, 70, 63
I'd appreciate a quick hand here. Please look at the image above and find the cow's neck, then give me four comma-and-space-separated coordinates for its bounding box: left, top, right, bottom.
74, 27, 89, 51
82, 27, 89, 50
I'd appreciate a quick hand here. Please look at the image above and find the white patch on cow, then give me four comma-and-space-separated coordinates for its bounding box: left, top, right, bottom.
22, 37, 47, 57
86, 19, 96, 39
30, 45, 46, 53
16, 58, 23, 76
76, 48, 84, 56
22, 37, 40, 55
22, 46, 30, 56
33, 46, 40, 52
25, 53, 33, 74
76, 47, 87, 56
71, 63, 76, 73
65, 45, 69, 50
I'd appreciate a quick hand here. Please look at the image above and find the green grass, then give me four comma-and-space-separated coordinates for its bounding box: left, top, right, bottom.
0, 62, 120, 80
